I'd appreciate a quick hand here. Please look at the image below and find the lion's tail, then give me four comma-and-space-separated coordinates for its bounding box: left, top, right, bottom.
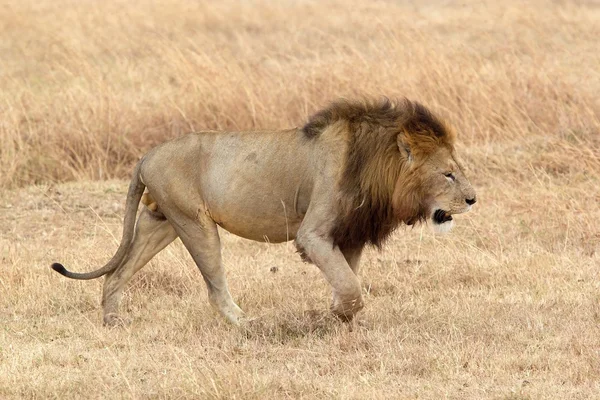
51, 158, 146, 280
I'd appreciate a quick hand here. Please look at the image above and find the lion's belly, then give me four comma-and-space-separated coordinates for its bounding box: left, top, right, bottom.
202, 171, 309, 243
202, 182, 309, 242
216, 218, 302, 243
209, 198, 304, 243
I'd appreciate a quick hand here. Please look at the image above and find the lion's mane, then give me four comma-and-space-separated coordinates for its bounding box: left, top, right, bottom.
303, 98, 456, 249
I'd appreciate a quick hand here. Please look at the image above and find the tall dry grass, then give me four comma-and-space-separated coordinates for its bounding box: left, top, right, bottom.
2, 0, 600, 398
1, 0, 598, 187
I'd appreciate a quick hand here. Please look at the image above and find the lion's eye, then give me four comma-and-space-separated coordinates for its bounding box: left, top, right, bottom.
444, 172, 455, 181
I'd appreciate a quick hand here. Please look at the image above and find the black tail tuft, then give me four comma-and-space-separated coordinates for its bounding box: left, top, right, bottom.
51, 263, 68, 276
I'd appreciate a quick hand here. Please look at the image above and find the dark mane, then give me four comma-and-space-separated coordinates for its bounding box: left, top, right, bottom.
303, 97, 455, 249
302, 97, 451, 144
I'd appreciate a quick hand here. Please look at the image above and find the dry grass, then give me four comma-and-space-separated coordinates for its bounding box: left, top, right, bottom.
1, 0, 600, 398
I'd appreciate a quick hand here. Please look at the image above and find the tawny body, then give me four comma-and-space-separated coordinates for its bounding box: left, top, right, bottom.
51, 98, 476, 326
143, 129, 318, 243
110, 124, 355, 326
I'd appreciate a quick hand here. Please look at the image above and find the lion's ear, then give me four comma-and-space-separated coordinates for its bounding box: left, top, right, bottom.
397, 134, 413, 163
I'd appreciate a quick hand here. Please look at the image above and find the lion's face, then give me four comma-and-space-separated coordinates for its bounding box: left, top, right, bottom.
393, 146, 476, 233
418, 147, 476, 232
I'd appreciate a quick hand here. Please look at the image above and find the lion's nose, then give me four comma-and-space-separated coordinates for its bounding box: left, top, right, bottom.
466, 197, 476, 205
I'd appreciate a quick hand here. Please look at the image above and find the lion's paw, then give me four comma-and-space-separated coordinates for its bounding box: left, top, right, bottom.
103, 314, 132, 328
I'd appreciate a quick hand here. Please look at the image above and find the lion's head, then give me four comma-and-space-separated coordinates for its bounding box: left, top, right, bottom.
391, 103, 476, 234
303, 97, 476, 248
393, 144, 477, 234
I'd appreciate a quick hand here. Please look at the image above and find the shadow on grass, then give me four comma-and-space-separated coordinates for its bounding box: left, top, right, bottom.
240, 309, 347, 344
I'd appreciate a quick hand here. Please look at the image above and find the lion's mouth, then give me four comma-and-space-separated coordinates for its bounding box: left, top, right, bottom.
433, 209, 453, 224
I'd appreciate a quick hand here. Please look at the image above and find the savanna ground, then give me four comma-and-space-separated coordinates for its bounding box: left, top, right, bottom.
1, 0, 600, 398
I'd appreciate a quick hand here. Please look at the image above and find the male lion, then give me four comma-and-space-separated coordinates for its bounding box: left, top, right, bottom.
51, 98, 476, 326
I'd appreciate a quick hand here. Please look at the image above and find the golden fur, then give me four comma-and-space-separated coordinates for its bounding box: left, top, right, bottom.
51, 97, 475, 326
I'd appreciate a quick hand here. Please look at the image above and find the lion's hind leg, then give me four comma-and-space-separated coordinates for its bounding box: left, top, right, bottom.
102, 207, 178, 326
166, 211, 244, 325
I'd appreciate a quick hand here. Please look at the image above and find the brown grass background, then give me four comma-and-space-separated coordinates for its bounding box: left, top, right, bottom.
1, 0, 600, 398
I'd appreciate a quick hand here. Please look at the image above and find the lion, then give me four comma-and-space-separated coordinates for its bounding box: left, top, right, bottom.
51, 98, 476, 326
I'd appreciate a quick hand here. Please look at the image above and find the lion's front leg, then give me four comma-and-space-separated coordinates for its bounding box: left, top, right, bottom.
341, 245, 363, 275
295, 231, 364, 321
